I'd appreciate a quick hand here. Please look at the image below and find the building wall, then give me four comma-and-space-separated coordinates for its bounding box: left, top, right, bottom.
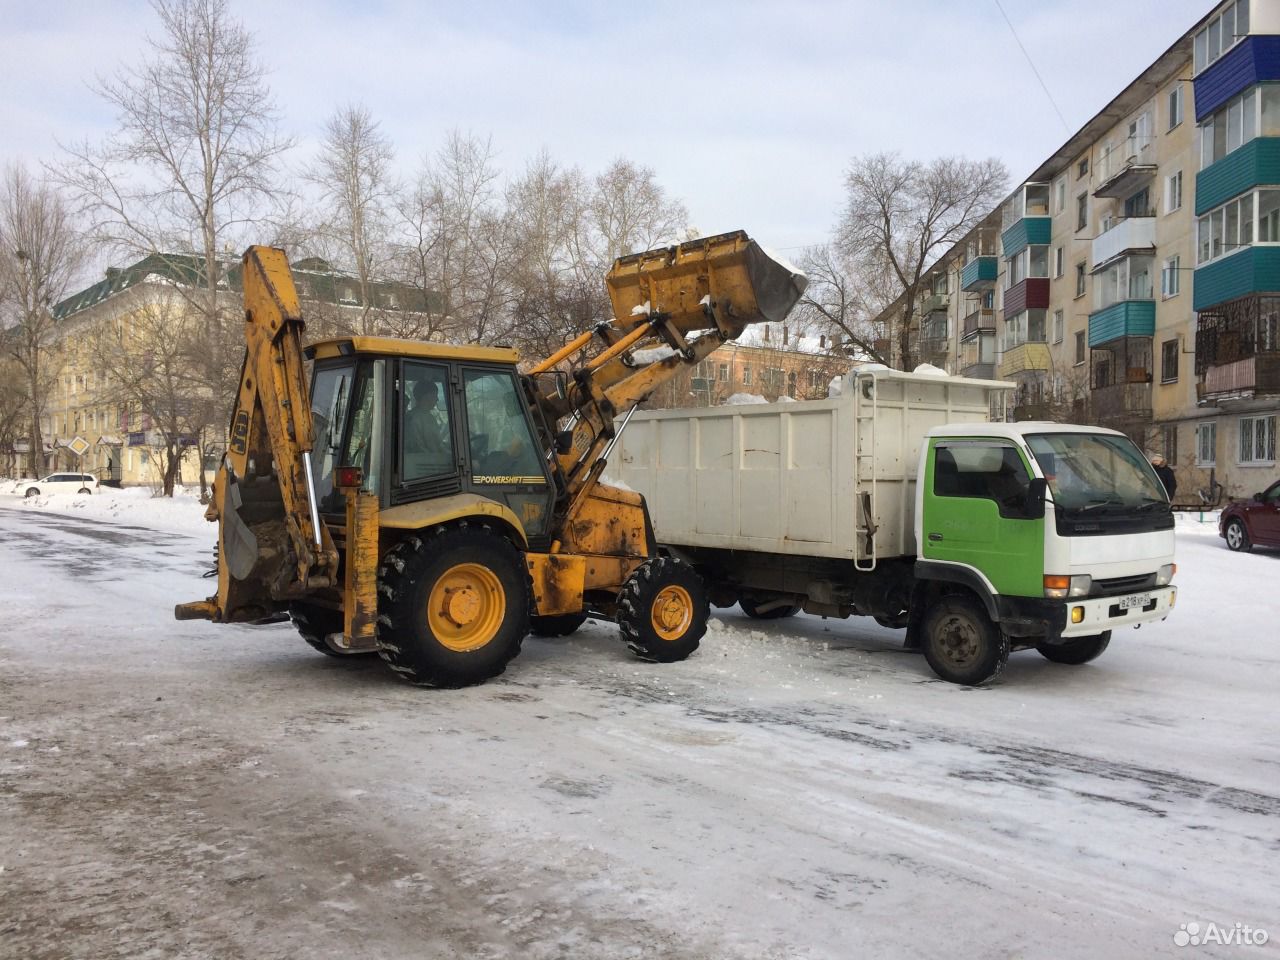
645, 340, 852, 409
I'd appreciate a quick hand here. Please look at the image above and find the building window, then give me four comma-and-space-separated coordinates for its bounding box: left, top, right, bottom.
1163, 424, 1178, 464
1054, 246, 1064, 278
1166, 171, 1183, 213
1168, 84, 1184, 130
1075, 261, 1087, 298
1197, 86, 1280, 171
1197, 421, 1217, 466
1055, 178, 1066, 213
1239, 414, 1276, 464
1161, 339, 1179, 383
1162, 255, 1181, 297
1075, 331, 1086, 365
742, 366, 751, 386
808, 370, 822, 390
1076, 193, 1089, 232
718, 363, 729, 383
1077, 157, 1089, 179
1194, 0, 1249, 74
1053, 309, 1064, 344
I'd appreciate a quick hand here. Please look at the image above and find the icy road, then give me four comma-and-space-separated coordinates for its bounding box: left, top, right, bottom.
0, 496, 1277, 960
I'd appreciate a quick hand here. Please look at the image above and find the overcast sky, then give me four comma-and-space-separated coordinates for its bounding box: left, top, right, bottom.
2, 0, 1211, 255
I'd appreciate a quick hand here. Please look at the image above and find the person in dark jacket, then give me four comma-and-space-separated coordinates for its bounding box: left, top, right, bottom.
1150, 454, 1177, 500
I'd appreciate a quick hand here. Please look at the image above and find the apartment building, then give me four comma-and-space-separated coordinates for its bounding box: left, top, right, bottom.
881, 0, 1278, 502
40, 253, 433, 487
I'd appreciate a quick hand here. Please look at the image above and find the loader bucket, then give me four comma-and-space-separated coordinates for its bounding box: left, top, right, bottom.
605, 230, 808, 340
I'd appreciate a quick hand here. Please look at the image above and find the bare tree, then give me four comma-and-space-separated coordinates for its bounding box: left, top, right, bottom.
588, 158, 689, 265
57, 0, 292, 490
792, 243, 900, 364
835, 152, 1007, 370
0, 164, 85, 478
305, 104, 396, 334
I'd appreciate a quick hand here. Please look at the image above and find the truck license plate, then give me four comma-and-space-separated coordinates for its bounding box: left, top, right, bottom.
1117, 593, 1152, 610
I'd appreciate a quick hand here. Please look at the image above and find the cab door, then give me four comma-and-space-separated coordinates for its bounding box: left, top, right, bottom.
458, 366, 556, 541
921, 438, 1044, 599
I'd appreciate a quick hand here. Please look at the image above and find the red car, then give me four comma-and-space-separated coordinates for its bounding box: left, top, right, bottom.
1220, 479, 1280, 551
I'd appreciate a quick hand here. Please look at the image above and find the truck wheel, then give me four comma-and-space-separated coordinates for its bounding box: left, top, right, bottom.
618, 557, 709, 663
376, 524, 530, 687
923, 595, 1009, 685
1225, 518, 1252, 552
529, 613, 589, 638
1036, 631, 1111, 665
739, 597, 800, 619
290, 603, 374, 658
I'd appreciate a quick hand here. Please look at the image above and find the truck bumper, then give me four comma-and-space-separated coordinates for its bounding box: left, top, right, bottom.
1058, 586, 1176, 638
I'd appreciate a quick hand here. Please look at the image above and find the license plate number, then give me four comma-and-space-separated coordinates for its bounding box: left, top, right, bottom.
1117, 593, 1152, 610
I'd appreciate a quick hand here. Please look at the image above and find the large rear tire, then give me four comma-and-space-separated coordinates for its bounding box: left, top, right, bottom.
376, 524, 529, 687
529, 613, 589, 638
739, 597, 801, 619
1036, 631, 1111, 665
922, 595, 1009, 685
618, 557, 708, 663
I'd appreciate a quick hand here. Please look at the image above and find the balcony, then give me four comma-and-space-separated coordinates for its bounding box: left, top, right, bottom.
1012, 402, 1053, 421
1003, 277, 1050, 319
961, 256, 998, 291
1193, 247, 1280, 311
1093, 160, 1157, 200
1093, 382, 1153, 422
1090, 216, 1156, 272
999, 342, 1051, 378
961, 362, 996, 380
1196, 138, 1280, 214
918, 337, 949, 363
1001, 216, 1052, 258
1088, 300, 1156, 347
1198, 353, 1280, 405
919, 293, 950, 315
962, 308, 996, 339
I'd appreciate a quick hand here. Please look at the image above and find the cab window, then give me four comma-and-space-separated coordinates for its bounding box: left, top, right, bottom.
934, 442, 1031, 515
400, 361, 454, 481
462, 370, 542, 480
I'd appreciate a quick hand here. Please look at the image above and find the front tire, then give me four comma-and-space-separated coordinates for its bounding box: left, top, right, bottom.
1225, 518, 1252, 552
1037, 631, 1111, 664
25, 487, 38, 498
290, 603, 375, 658
739, 597, 801, 619
376, 524, 529, 687
618, 557, 708, 663
78, 487, 92, 495
922, 595, 1009, 685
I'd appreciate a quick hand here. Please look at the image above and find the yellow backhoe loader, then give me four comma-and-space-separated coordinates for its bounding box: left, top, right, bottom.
176, 231, 806, 686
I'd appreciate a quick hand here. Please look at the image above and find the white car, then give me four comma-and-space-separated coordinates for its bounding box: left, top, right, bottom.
14, 473, 99, 497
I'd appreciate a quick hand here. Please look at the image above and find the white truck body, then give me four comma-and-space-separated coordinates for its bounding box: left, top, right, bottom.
614, 368, 1012, 564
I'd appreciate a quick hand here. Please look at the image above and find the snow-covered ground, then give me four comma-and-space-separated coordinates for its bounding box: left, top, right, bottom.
0, 496, 1276, 959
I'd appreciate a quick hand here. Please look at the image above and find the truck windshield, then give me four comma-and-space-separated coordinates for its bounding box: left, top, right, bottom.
1026, 432, 1168, 512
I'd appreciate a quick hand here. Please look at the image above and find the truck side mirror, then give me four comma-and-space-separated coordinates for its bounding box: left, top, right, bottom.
556, 431, 574, 455
1023, 477, 1047, 520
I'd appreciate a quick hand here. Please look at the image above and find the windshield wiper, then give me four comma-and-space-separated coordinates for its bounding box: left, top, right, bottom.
1076, 497, 1124, 513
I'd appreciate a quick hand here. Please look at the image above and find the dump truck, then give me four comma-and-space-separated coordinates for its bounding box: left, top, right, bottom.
176, 231, 807, 686
613, 367, 1177, 684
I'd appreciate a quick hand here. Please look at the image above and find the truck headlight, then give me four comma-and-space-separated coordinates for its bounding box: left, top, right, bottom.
1044, 574, 1092, 599
1068, 575, 1092, 598
1156, 563, 1176, 586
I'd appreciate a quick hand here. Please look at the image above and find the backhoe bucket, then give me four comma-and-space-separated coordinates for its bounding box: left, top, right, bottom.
605, 230, 808, 340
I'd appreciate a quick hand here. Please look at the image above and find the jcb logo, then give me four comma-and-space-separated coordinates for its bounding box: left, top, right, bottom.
229, 410, 250, 455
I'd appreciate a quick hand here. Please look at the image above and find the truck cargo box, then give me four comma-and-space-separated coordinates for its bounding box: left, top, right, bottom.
614, 368, 1013, 565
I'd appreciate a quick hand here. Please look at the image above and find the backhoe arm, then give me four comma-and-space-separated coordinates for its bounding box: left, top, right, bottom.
176, 246, 339, 624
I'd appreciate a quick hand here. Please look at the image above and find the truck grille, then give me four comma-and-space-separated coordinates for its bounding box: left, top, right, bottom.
1092, 573, 1156, 597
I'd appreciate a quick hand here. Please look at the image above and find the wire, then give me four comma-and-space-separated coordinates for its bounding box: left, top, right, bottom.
993, 0, 1071, 133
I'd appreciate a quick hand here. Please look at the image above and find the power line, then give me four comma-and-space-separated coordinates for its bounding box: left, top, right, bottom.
993, 0, 1071, 133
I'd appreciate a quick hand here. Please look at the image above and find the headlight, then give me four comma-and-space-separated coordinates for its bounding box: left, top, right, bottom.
1156, 563, 1176, 586
1045, 574, 1092, 599
1068, 575, 1092, 597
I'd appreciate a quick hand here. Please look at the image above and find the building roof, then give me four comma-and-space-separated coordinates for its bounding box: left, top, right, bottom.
53, 251, 442, 321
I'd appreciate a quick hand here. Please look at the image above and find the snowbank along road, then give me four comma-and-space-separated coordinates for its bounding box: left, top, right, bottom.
0, 493, 1276, 959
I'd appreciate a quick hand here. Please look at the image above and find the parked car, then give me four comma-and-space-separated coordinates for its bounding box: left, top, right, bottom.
1220, 479, 1280, 551
13, 473, 99, 497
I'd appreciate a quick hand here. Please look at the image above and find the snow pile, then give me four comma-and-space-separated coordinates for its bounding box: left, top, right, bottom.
598, 474, 635, 493
725, 393, 768, 405
761, 245, 806, 282
629, 345, 678, 364
630, 300, 651, 317
775, 395, 797, 403
912, 363, 948, 377
10, 485, 212, 537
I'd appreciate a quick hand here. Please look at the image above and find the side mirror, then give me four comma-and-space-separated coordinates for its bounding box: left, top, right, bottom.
1254, 491, 1264, 502
1023, 477, 1048, 520
555, 431, 574, 455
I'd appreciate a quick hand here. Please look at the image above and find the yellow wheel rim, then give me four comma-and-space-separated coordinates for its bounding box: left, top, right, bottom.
426, 563, 506, 653
650, 585, 693, 642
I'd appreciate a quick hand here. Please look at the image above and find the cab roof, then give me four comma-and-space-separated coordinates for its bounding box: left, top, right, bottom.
929, 421, 1128, 441
305, 335, 519, 365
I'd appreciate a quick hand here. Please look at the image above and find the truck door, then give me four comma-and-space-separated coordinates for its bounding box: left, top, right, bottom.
921, 438, 1044, 598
